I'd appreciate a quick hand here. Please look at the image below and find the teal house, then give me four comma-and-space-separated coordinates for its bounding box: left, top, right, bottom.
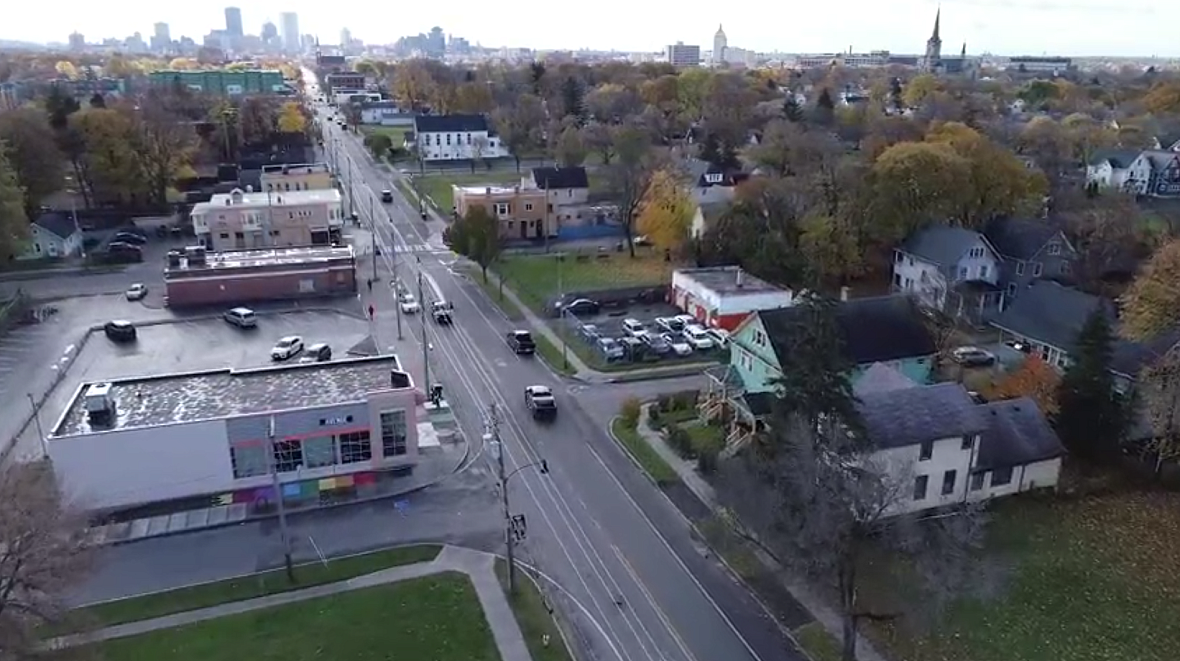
701, 295, 938, 449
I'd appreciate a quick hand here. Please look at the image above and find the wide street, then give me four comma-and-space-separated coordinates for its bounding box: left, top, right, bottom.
319, 99, 804, 661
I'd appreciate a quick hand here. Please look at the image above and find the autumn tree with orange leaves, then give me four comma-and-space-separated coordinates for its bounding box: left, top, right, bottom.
984, 355, 1060, 415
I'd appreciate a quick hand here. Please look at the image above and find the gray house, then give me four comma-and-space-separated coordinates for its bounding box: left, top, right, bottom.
990, 280, 1113, 368
984, 217, 1077, 301
892, 226, 1004, 323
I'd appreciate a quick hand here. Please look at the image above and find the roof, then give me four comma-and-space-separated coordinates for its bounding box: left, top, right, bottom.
685, 158, 737, 188
33, 211, 80, 240
858, 382, 989, 450
1109, 327, 1180, 378
165, 245, 355, 276
53, 356, 407, 437
1143, 150, 1180, 172
991, 280, 1111, 352
414, 114, 489, 133
1088, 149, 1141, 168
192, 187, 340, 211
983, 217, 1067, 260
676, 266, 784, 296
975, 398, 1066, 471
900, 226, 989, 266
1157, 134, 1180, 150
532, 166, 589, 190
854, 363, 918, 396
758, 295, 936, 366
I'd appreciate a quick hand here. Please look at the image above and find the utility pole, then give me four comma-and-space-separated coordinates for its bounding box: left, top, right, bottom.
267, 415, 296, 582
542, 179, 550, 254
345, 155, 354, 217
419, 267, 429, 390
490, 403, 516, 592
558, 255, 568, 370
368, 194, 378, 282
27, 393, 46, 456
393, 257, 404, 340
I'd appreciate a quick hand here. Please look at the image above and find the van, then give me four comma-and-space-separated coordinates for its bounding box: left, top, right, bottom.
224, 307, 257, 328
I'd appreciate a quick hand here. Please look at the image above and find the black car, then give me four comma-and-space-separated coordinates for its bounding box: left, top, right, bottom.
113, 232, 147, 245
381, 189, 394, 203
103, 320, 137, 342
507, 330, 536, 355
556, 298, 600, 318
103, 243, 143, 263
304, 343, 332, 362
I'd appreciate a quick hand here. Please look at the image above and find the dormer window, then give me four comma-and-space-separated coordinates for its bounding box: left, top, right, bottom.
704, 173, 723, 184
968, 247, 985, 258
1047, 243, 1061, 255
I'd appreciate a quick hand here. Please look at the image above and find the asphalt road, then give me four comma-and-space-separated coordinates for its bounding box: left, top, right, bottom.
319, 103, 805, 661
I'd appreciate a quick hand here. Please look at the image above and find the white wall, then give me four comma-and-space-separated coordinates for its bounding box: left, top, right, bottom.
417, 130, 510, 161
892, 253, 946, 308
876, 435, 976, 515
49, 420, 232, 510
972, 457, 1062, 499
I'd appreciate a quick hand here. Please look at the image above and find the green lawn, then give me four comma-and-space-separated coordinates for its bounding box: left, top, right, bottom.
417, 171, 525, 214
70, 544, 441, 630
95, 573, 500, 661
793, 622, 843, 661
609, 418, 680, 485
361, 125, 414, 145
495, 253, 676, 314
495, 560, 573, 661
866, 490, 1180, 661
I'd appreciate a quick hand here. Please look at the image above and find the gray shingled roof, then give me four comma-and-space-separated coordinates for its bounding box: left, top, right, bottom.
854, 363, 918, 396
991, 281, 1112, 351
975, 398, 1066, 471
1088, 149, 1142, 169
983, 217, 1068, 261
414, 114, 489, 133
759, 296, 936, 368
900, 226, 988, 267
858, 382, 989, 450
1143, 150, 1180, 173
1109, 327, 1180, 379
33, 211, 80, 240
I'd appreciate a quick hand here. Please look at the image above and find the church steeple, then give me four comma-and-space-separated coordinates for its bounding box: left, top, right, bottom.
923, 6, 943, 73
961, 42, 966, 57
931, 7, 941, 41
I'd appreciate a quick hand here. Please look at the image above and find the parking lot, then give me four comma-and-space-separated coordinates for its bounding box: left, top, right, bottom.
10, 309, 374, 462
556, 301, 727, 367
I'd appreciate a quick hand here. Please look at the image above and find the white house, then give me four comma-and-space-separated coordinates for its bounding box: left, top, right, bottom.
20, 211, 83, 261
855, 368, 1065, 515
410, 114, 510, 163
892, 226, 1004, 319
359, 101, 414, 127
1086, 150, 1152, 194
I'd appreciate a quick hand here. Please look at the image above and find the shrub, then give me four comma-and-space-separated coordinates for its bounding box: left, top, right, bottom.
672, 390, 699, 410
620, 397, 642, 429
656, 394, 673, 412
665, 425, 695, 458
647, 407, 663, 430
695, 434, 725, 474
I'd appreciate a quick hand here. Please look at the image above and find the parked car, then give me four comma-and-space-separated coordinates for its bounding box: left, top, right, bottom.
399, 293, 421, 314
597, 337, 625, 361
103, 320, 137, 342
525, 385, 557, 420
653, 316, 685, 334
579, 324, 601, 343
642, 333, 672, 355
271, 336, 304, 361
506, 330, 536, 355
619, 336, 646, 361
301, 343, 332, 362
683, 325, 715, 350
621, 318, 648, 338
555, 298, 600, 317
662, 332, 693, 356
104, 243, 143, 263
112, 232, 147, 245
381, 189, 394, 203
951, 346, 997, 367
705, 327, 730, 347
125, 283, 148, 301
224, 307, 257, 328
673, 314, 698, 329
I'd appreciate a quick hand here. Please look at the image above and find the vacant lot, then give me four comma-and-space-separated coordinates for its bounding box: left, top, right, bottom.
418, 171, 525, 214
867, 490, 1180, 661
362, 125, 413, 145
496, 252, 675, 313
96, 573, 501, 661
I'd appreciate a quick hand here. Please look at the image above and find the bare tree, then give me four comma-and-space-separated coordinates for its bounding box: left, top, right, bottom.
605, 123, 663, 257
1138, 348, 1180, 478
128, 103, 195, 207
470, 135, 488, 174
0, 461, 94, 656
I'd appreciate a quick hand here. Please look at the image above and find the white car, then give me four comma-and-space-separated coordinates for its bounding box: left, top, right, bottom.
662, 332, 693, 356
399, 293, 421, 314
621, 318, 648, 338
705, 327, 731, 347
684, 325, 715, 350
653, 316, 685, 333
673, 314, 699, 329
271, 336, 304, 361
125, 283, 148, 301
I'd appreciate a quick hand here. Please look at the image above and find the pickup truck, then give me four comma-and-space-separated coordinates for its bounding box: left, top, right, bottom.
431, 301, 453, 325
506, 330, 536, 355
525, 385, 557, 420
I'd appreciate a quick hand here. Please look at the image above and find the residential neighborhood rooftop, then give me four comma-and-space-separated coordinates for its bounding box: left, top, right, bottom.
33, 211, 80, 240
194, 187, 341, 209
992, 280, 1111, 352
678, 266, 782, 295
976, 398, 1066, 471
900, 226, 992, 266
165, 245, 355, 274
858, 382, 989, 450
532, 166, 589, 190
414, 114, 490, 133
983, 217, 1068, 260
54, 355, 406, 437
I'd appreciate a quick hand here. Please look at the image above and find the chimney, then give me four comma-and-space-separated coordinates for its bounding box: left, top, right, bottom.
840, 286, 850, 301
734, 268, 744, 288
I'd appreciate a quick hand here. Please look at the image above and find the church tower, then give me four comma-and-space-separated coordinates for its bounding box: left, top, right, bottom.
922, 8, 943, 73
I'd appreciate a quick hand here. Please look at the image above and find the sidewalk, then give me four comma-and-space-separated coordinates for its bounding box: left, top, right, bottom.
50, 545, 534, 661
632, 404, 890, 661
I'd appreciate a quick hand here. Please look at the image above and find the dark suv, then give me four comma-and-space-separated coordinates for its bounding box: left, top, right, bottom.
506, 330, 536, 355
103, 320, 137, 342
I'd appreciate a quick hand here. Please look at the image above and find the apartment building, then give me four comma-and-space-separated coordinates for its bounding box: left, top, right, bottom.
665, 42, 701, 68
453, 185, 552, 240
191, 187, 344, 251
260, 162, 333, 193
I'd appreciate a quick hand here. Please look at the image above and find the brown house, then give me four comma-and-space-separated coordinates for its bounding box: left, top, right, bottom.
453, 185, 555, 240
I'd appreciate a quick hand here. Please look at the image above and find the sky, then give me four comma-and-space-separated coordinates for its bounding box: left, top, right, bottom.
3, 0, 1178, 58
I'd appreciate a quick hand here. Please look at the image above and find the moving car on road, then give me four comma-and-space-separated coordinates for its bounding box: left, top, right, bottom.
525, 385, 557, 420
506, 330, 537, 355
125, 283, 148, 301
951, 346, 997, 367
103, 320, 137, 343
224, 307, 257, 328
663, 332, 693, 356
271, 336, 304, 361
399, 293, 421, 314
431, 301, 453, 325
381, 189, 394, 203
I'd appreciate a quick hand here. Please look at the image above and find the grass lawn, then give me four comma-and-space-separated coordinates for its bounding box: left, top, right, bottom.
866, 490, 1180, 661
95, 572, 500, 661
361, 125, 414, 144
71, 544, 441, 630
793, 622, 842, 661
495, 559, 573, 661
609, 418, 679, 486
417, 171, 524, 214
495, 252, 676, 314
684, 423, 725, 452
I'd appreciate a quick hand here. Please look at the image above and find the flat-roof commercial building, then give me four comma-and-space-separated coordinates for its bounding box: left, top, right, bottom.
48, 356, 421, 511
671, 266, 798, 331
164, 245, 357, 308
260, 162, 334, 194
191, 187, 345, 252
149, 69, 288, 96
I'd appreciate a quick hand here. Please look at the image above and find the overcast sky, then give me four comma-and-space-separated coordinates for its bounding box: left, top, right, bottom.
6, 0, 1177, 57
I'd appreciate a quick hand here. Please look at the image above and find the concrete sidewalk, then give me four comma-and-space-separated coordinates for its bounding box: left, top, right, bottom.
631, 404, 889, 661
49, 545, 534, 661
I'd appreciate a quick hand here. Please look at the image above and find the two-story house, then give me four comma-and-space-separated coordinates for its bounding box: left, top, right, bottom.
983, 216, 1076, 300
892, 226, 1004, 322
19, 211, 84, 261
990, 280, 1113, 368
411, 114, 510, 163
685, 158, 749, 206
191, 187, 345, 251
1144, 150, 1180, 198
1086, 150, 1150, 193
452, 184, 550, 240
260, 162, 333, 193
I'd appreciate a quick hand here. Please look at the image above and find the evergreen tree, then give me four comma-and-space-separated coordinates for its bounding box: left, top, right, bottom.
559, 76, 586, 126
812, 88, 836, 125
889, 77, 904, 112
0, 142, 30, 263
769, 295, 862, 432
1056, 310, 1126, 460
698, 131, 740, 171
782, 96, 803, 122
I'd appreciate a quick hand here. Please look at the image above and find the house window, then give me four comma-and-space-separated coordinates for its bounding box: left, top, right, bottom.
446, 134, 452, 145
303, 435, 336, 468
919, 440, 933, 461
961, 436, 973, 451
1032, 262, 1043, 277
992, 466, 1014, 486
230, 445, 267, 479
1047, 243, 1061, 255
895, 252, 903, 262
941, 470, 957, 495
1007, 283, 1017, 296
893, 273, 903, 287
913, 475, 929, 500
979, 265, 989, 279
957, 267, 968, 280
338, 430, 372, 464
753, 330, 767, 347
1015, 261, 1025, 276
380, 410, 408, 456
273, 439, 303, 472
494, 202, 510, 216
968, 247, 984, 258
970, 472, 985, 491
466, 134, 472, 145
1059, 261, 1071, 275
739, 349, 754, 371
524, 203, 533, 212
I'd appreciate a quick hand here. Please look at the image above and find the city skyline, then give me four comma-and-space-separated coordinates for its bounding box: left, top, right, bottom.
3, 1, 1179, 57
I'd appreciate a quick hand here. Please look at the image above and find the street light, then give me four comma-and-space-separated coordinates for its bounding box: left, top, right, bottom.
487, 402, 549, 593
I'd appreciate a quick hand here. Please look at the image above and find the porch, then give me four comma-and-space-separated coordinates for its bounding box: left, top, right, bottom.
699, 365, 774, 458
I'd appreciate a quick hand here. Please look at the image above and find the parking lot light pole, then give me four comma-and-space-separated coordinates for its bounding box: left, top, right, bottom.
488, 402, 549, 594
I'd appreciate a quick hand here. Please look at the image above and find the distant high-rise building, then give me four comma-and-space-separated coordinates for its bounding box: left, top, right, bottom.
68, 31, 85, 50
224, 7, 244, 37
428, 26, 445, 56
340, 28, 351, 47
151, 22, 171, 52
665, 42, 700, 68
279, 12, 300, 53
261, 21, 278, 45
712, 24, 727, 64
